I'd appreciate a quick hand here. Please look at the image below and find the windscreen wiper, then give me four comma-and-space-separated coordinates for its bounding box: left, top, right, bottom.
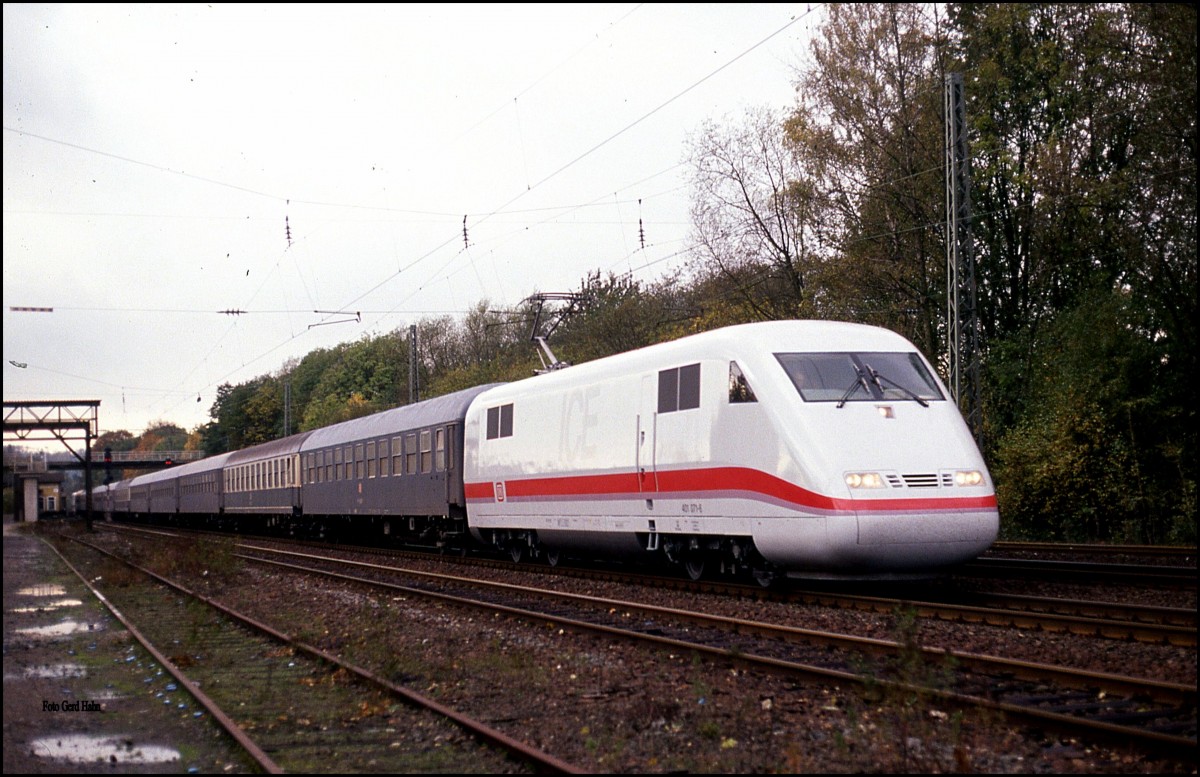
864, 364, 929, 407
837, 368, 870, 408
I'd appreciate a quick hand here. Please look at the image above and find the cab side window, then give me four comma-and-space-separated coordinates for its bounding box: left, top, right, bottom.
728, 361, 757, 403
659, 363, 701, 413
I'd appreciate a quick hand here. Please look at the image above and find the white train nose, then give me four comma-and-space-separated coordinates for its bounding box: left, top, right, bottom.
753, 508, 999, 574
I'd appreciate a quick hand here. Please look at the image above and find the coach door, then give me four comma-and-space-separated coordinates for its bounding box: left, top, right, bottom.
637, 375, 658, 493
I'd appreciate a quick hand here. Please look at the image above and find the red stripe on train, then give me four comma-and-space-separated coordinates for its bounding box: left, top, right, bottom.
464, 466, 997, 512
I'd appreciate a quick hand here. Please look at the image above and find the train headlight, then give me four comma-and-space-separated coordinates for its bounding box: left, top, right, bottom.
845, 472, 885, 489
954, 470, 984, 486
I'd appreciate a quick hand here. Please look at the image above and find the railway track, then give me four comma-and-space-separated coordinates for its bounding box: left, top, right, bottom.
992, 541, 1197, 562
48, 533, 583, 774
962, 556, 1197, 587
99, 522, 1198, 646
221, 541, 1196, 759
86, 522, 1198, 765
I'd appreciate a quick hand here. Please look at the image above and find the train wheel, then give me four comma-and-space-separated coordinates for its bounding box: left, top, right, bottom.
684, 557, 705, 581
544, 548, 561, 567
509, 543, 525, 564
752, 567, 777, 588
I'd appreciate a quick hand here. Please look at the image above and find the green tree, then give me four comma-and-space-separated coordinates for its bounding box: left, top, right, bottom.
990, 290, 1193, 543
787, 3, 948, 354
138, 421, 188, 452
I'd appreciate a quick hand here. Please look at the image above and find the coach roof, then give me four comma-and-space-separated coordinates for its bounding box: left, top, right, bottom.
300, 384, 504, 452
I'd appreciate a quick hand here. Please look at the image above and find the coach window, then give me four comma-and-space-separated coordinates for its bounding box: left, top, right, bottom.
355, 444, 364, 479
379, 439, 389, 477
367, 441, 377, 478
729, 361, 757, 403
435, 428, 446, 471
392, 436, 403, 476
659, 363, 701, 413
420, 430, 433, 473
406, 433, 418, 474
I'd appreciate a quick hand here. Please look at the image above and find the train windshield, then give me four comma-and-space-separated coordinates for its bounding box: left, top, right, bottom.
775, 352, 944, 403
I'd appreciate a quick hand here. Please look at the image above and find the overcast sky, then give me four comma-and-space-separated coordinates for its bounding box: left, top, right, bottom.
3, 3, 820, 447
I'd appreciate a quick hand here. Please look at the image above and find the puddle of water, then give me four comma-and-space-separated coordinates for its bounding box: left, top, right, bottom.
17, 584, 67, 596
15, 620, 104, 638
11, 598, 84, 613
23, 663, 87, 679
30, 734, 180, 764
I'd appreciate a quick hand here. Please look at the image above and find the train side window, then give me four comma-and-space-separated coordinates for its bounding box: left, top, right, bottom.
335, 447, 343, 480
486, 404, 514, 439
659, 363, 701, 413
325, 450, 333, 482
367, 441, 377, 478
379, 438, 389, 477
355, 444, 365, 479
435, 428, 446, 471
406, 434, 418, 474
420, 430, 433, 473
729, 361, 757, 403
392, 436, 403, 476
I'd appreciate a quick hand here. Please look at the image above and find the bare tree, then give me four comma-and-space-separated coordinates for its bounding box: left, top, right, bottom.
686, 106, 830, 321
